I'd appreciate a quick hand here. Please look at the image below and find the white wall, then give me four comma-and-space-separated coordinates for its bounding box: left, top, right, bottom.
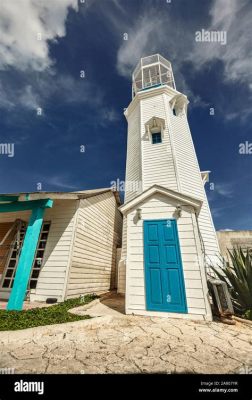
0, 200, 78, 302
34, 200, 78, 302
66, 192, 122, 298
139, 89, 219, 267
169, 98, 220, 268
141, 93, 178, 192
125, 193, 212, 320
124, 102, 142, 203
117, 215, 126, 294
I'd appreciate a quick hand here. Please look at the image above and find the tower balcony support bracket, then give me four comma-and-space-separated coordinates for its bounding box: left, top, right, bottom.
170, 93, 189, 117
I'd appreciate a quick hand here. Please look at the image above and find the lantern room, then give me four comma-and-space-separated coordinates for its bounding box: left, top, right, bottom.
132, 54, 176, 98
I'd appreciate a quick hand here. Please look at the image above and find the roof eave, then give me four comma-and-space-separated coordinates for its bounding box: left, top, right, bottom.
119, 185, 202, 215
0, 188, 121, 205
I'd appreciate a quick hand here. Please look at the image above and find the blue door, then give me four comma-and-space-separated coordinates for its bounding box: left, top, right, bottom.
144, 219, 187, 313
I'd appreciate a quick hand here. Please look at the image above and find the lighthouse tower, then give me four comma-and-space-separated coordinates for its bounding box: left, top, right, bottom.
118, 54, 220, 320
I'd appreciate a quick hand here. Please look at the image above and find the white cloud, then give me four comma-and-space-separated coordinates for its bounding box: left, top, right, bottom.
210, 0, 239, 27
111, 0, 126, 14
211, 206, 225, 218
0, 80, 40, 110
0, 0, 78, 71
19, 85, 39, 109
115, 9, 197, 101
101, 108, 119, 123
208, 182, 234, 203
214, 183, 234, 198
0, 80, 14, 108
117, 15, 162, 78
225, 107, 252, 123
45, 174, 79, 190
115, 0, 252, 115
0, 71, 101, 111
0, 1, 110, 113
190, 0, 252, 87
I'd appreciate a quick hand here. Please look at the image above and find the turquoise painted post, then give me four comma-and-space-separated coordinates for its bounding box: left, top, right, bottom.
7, 207, 45, 311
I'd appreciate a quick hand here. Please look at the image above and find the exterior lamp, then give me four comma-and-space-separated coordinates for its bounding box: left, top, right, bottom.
136, 208, 142, 220
176, 205, 182, 218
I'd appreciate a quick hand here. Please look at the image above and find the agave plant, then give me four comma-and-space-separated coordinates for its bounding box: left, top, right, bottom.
210, 247, 252, 319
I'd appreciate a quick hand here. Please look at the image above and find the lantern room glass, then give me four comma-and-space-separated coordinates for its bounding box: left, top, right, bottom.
132, 54, 176, 98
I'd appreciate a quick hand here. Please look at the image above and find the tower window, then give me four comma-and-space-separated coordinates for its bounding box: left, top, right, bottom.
173, 108, 177, 116
152, 132, 162, 144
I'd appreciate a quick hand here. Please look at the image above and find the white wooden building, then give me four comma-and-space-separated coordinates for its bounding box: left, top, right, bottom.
0, 188, 122, 309
118, 54, 220, 321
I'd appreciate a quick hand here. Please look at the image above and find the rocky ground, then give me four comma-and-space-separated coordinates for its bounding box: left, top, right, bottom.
0, 295, 251, 374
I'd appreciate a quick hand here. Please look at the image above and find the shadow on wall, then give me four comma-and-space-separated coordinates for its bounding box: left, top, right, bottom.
100, 292, 125, 315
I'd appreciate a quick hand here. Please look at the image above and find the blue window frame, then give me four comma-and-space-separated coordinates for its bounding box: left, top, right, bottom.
152, 132, 162, 144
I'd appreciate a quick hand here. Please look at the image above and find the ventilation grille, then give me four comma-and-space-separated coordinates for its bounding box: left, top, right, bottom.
208, 278, 234, 317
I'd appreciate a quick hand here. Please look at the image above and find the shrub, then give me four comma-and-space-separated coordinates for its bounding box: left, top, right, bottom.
211, 248, 252, 320
0, 294, 98, 331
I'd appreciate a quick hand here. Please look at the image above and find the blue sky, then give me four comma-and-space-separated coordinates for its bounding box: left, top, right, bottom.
0, 0, 251, 230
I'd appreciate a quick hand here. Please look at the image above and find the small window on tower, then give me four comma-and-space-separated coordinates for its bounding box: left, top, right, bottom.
152, 132, 162, 144
173, 108, 177, 116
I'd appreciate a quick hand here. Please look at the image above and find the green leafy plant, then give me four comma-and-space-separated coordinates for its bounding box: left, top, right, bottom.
211, 247, 252, 320
0, 294, 98, 331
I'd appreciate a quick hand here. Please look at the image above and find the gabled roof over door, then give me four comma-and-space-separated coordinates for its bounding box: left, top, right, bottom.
119, 184, 202, 215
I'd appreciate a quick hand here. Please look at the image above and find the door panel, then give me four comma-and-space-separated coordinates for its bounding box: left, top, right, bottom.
167, 269, 183, 305
150, 269, 163, 304
149, 245, 160, 263
148, 224, 159, 241
165, 245, 177, 264
144, 219, 187, 313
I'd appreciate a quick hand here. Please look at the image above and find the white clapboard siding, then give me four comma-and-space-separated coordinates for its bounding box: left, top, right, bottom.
117, 216, 127, 294
124, 102, 142, 203
140, 94, 178, 192
0, 201, 78, 302
66, 192, 122, 299
33, 200, 78, 302
125, 193, 211, 319
169, 102, 220, 265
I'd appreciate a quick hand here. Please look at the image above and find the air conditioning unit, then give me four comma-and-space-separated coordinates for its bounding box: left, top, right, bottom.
208, 278, 234, 317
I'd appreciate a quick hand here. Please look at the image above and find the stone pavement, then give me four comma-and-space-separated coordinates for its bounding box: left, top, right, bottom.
0, 294, 252, 374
